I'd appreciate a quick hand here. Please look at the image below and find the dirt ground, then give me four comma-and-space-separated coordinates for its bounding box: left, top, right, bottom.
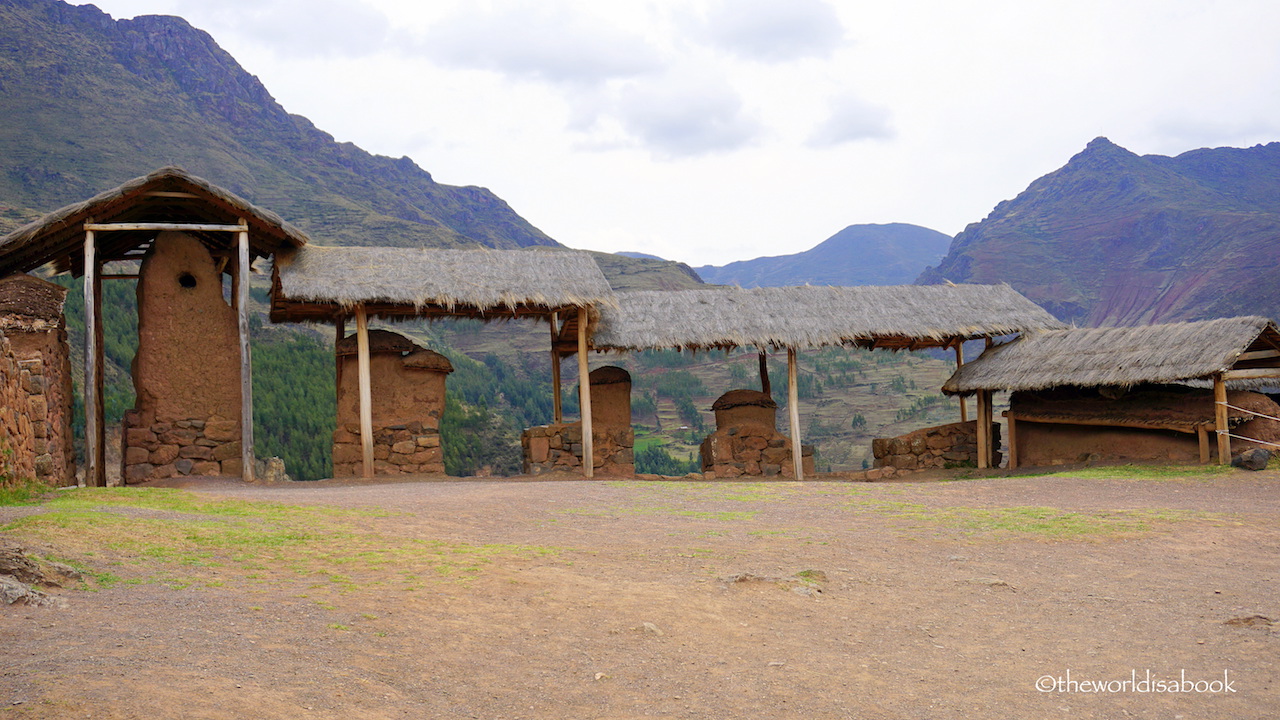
1, 468, 1278, 719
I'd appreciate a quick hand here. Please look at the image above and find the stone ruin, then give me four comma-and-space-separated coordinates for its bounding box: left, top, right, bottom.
872, 419, 1000, 472
0, 273, 75, 487
700, 389, 814, 479
522, 365, 635, 475
332, 329, 453, 477
121, 232, 245, 483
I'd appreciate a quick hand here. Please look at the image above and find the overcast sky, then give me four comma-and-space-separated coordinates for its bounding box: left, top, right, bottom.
86, 0, 1280, 267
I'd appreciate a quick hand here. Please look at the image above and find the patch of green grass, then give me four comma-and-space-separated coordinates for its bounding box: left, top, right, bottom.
847, 499, 1206, 538
2, 487, 563, 593
0, 478, 53, 506
1009, 464, 1234, 480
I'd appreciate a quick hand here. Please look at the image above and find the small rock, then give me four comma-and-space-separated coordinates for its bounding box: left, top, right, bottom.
1231, 448, 1270, 471
641, 622, 664, 636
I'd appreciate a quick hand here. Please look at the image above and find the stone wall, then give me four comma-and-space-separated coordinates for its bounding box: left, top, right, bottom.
120, 411, 243, 483
872, 420, 1001, 471
123, 232, 243, 482
332, 334, 451, 477
521, 424, 635, 476
0, 333, 39, 486
332, 422, 444, 477
700, 423, 814, 479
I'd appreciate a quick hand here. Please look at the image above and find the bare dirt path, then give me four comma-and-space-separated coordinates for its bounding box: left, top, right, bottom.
2, 470, 1278, 719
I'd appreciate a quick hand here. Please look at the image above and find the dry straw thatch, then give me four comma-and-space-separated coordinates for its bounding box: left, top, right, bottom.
0, 166, 309, 277
271, 245, 616, 321
943, 315, 1280, 396
591, 284, 1064, 352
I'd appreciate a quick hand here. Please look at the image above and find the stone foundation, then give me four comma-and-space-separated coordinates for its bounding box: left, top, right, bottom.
700, 422, 815, 479
0, 334, 40, 485
872, 420, 1002, 471
332, 422, 444, 477
521, 423, 635, 476
120, 410, 243, 483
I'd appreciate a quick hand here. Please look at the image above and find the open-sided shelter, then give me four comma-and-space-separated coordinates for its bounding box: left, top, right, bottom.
590, 284, 1067, 477
269, 244, 617, 478
942, 316, 1280, 466
0, 167, 309, 485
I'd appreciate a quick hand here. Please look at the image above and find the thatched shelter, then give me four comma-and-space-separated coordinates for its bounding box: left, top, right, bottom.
0, 167, 310, 485
269, 244, 618, 478
591, 284, 1066, 476
943, 316, 1280, 466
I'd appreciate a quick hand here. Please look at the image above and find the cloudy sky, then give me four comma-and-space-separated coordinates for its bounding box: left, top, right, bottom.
87, 0, 1280, 267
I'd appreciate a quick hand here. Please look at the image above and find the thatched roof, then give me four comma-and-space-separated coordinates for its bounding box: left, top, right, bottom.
335, 329, 419, 356
403, 348, 454, 373
0, 167, 309, 277
270, 245, 616, 323
0, 273, 68, 332
591, 284, 1064, 352
943, 316, 1280, 396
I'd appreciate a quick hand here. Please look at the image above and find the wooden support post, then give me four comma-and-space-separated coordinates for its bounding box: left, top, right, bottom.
83, 228, 105, 487
1006, 413, 1018, 469
976, 390, 992, 469
787, 347, 803, 480
577, 307, 593, 478
954, 342, 968, 423
550, 312, 563, 424
236, 224, 255, 482
758, 350, 771, 396
355, 304, 374, 478
1214, 373, 1230, 465
1197, 426, 1210, 465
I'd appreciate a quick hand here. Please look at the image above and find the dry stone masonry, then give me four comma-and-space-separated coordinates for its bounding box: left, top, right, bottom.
872, 420, 1001, 472
0, 274, 74, 487
700, 390, 814, 479
522, 366, 635, 476
332, 330, 452, 477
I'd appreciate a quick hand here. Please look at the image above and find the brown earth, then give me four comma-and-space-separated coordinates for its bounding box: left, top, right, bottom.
1, 469, 1278, 719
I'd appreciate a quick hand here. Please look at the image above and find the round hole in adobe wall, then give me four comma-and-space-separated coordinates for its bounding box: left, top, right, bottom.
178, 272, 197, 289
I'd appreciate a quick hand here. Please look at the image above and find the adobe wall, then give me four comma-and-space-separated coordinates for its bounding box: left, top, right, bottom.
332, 344, 450, 477
700, 390, 814, 479
872, 420, 1002, 471
122, 232, 243, 483
1012, 423, 1199, 466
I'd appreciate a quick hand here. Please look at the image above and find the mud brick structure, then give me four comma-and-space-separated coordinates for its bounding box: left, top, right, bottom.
700, 389, 814, 479
522, 366, 634, 475
0, 274, 75, 486
872, 419, 1001, 472
332, 330, 453, 477
121, 233, 245, 483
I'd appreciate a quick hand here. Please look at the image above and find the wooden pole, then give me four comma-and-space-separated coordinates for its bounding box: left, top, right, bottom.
787, 347, 803, 480
577, 307, 593, 478
550, 312, 563, 424
1214, 373, 1230, 465
1197, 426, 1210, 465
1006, 413, 1018, 469
954, 342, 968, 423
976, 390, 992, 469
236, 223, 255, 482
83, 228, 105, 487
758, 350, 771, 396
355, 304, 374, 478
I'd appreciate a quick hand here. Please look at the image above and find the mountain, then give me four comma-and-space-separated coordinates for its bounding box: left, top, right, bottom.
695, 223, 951, 287
919, 137, 1280, 326
0, 0, 555, 249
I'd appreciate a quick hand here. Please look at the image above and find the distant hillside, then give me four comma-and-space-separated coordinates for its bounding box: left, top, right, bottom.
0, 0, 555, 250
919, 137, 1280, 326
588, 252, 706, 291
696, 223, 950, 287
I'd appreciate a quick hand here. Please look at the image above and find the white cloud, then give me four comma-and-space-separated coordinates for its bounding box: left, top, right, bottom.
420, 2, 663, 85
689, 0, 845, 62
608, 69, 763, 158
807, 93, 893, 147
